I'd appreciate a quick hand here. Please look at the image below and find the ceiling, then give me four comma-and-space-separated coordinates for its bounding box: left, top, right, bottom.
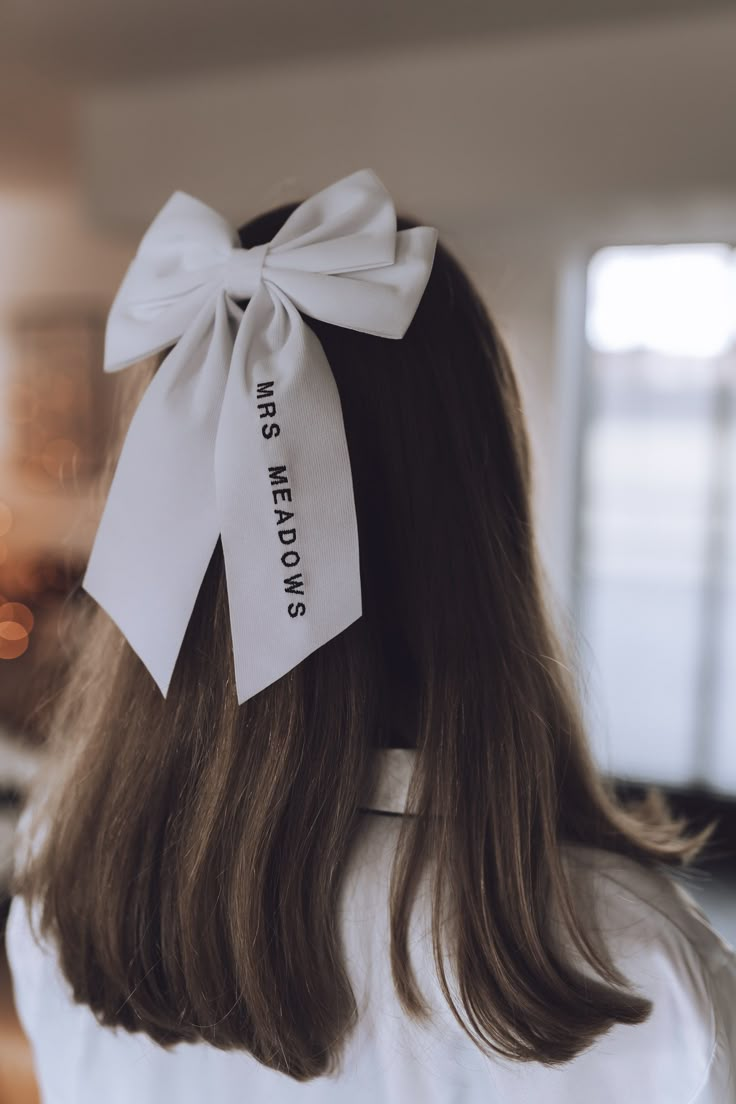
2, 0, 734, 188
3, 0, 736, 84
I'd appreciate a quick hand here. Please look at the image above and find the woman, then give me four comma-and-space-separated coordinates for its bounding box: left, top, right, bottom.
6, 170, 736, 1102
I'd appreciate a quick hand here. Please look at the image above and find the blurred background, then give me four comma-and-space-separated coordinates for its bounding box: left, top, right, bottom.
1, 1, 735, 1098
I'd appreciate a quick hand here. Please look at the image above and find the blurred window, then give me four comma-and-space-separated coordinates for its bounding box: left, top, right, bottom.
579, 245, 736, 791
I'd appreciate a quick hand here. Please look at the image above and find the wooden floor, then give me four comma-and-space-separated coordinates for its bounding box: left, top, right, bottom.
0, 920, 39, 1104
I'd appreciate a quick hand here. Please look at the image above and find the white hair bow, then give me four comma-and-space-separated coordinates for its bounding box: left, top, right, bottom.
83, 169, 438, 704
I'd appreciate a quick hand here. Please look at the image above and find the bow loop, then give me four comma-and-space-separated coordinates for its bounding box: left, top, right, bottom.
84, 169, 438, 704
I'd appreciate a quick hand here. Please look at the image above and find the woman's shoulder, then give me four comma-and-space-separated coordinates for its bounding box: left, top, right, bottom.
564, 843, 735, 969
560, 844, 736, 1103
341, 821, 736, 1101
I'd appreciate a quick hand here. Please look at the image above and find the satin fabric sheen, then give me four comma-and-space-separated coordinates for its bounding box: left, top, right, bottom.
82, 170, 437, 706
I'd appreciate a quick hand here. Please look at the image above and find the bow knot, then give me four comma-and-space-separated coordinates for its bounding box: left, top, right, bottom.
222, 242, 268, 300
83, 169, 437, 705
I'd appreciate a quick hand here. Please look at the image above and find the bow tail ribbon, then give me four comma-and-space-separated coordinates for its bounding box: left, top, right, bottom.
83, 295, 235, 696
215, 286, 362, 704
85, 286, 363, 704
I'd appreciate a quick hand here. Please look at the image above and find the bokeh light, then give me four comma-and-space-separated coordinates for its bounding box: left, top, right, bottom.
0, 619, 29, 661
0, 602, 34, 633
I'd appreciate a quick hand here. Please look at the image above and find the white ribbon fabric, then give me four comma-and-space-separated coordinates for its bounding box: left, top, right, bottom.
83, 169, 438, 704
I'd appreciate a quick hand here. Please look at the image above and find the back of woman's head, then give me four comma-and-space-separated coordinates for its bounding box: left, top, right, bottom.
15, 199, 710, 1081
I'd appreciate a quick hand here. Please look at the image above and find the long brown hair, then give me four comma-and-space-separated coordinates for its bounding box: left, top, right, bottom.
15, 202, 712, 1080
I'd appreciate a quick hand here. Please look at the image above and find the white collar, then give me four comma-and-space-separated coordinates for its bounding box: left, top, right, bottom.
361, 748, 417, 814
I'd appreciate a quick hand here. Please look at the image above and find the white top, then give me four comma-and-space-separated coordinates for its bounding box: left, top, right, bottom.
6, 747, 736, 1104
